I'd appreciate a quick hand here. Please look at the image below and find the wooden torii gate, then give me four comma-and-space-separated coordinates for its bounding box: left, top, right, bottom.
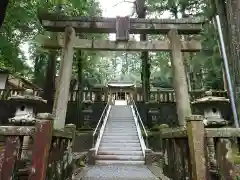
38, 13, 203, 129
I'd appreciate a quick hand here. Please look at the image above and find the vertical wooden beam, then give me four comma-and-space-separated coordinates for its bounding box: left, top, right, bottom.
0, 136, 20, 180
168, 29, 192, 126
186, 115, 207, 180
53, 27, 76, 129
29, 119, 53, 180
216, 138, 236, 180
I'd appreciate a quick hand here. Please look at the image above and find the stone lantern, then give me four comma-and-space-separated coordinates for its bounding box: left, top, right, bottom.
192, 90, 229, 128
192, 90, 229, 177
8, 89, 47, 159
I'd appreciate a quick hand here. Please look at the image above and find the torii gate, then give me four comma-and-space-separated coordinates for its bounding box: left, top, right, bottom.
38, 13, 203, 129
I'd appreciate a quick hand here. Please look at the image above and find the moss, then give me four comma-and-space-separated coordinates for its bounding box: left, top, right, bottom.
149, 123, 169, 132
79, 160, 85, 167
232, 146, 240, 164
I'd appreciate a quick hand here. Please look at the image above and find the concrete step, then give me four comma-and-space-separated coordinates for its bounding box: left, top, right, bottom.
102, 136, 139, 140
108, 120, 135, 124
109, 119, 134, 121
98, 150, 143, 156
104, 129, 137, 135
96, 155, 144, 161
107, 122, 135, 124
106, 124, 136, 127
95, 160, 145, 165
98, 146, 142, 151
107, 122, 136, 127
103, 133, 138, 136
100, 142, 141, 147
105, 127, 136, 130
104, 127, 136, 130
101, 139, 139, 143
104, 128, 136, 131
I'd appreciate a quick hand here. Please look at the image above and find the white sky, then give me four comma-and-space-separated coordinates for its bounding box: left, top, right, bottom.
100, 0, 135, 17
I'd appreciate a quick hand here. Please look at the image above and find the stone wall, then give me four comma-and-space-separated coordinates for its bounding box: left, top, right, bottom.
73, 131, 93, 152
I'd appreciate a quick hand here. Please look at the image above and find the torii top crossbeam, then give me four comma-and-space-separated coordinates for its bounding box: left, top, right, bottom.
38, 13, 204, 34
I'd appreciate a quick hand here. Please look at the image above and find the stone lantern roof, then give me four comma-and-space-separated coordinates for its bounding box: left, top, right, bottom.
8, 89, 47, 108
192, 90, 229, 104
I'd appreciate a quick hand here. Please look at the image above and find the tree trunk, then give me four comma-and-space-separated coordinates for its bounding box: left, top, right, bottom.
225, 0, 240, 123
76, 50, 84, 128
136, 0, 151, 126
43, 51, 56, 112
0, 0, 8, 28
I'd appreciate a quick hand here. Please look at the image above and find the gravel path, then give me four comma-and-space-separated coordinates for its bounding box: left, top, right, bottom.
73, 165, 159, 180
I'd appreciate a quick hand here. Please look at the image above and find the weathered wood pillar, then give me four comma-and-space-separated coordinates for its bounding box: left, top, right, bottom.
168, 29, 192, 126
216, 138, 236, 179
53, 27, 75, 129
186, 115, 207, 180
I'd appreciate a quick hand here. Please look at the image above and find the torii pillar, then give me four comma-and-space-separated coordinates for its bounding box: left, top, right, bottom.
168, 29, 192, 126
52, 27, 76, 129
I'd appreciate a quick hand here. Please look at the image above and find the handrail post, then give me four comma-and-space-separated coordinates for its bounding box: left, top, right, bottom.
186, 115, 207, 180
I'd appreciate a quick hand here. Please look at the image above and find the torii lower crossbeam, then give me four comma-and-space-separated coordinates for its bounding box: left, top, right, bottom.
42, 38, 201, 52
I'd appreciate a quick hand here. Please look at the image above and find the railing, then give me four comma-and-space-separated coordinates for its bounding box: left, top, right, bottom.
131, 98, 148, 157
0, 116, 76, 180
160, 115, 238, 180
0, 89, 228, 102
92, 100, 112, 154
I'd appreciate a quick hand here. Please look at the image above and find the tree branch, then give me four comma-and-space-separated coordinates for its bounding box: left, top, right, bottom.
112, 0, 134, 7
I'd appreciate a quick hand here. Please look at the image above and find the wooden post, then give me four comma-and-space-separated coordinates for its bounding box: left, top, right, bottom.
53, 27, 76, 129
65, 124, 76, 145
0, 136, 20, 180
186, 115, 207, 180
29, 115, 53, 180
168, 29, 192, 126
216, 138, 236, 180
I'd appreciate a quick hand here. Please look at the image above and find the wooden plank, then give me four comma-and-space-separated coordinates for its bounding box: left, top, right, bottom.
29, 120, 53, 180
53, 129, 73, 139
42, 38, 201, 52
205, 128, 240, 138
0, 136, 20, 180
161, 127, 187, 138
216, 138, 236, 180
39, 13, 203, 34
0, 126, 36, 136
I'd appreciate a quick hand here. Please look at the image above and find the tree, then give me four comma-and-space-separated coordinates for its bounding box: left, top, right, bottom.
0, 0, 8, 28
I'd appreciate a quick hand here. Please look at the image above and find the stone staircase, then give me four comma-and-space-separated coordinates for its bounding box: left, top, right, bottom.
95, 105, 145, 165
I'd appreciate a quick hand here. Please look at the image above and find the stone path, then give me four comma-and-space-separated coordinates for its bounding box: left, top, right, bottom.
73, 165, 159, 180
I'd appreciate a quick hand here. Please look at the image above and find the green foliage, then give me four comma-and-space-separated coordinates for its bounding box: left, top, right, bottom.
145, 0, 224, 90
0, 0, 224, 91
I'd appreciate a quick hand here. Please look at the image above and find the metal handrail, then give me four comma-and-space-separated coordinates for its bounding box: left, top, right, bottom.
131, 98, 148, 147
92, 100, 110, 147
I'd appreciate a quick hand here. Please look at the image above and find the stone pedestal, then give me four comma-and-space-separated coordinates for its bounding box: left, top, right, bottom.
145, 148, 154, 165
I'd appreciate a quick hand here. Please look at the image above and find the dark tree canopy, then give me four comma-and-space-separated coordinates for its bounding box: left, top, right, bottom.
0, 0, 8, 27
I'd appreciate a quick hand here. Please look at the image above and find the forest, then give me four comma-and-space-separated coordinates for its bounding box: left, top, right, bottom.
0, 0, 225, 92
